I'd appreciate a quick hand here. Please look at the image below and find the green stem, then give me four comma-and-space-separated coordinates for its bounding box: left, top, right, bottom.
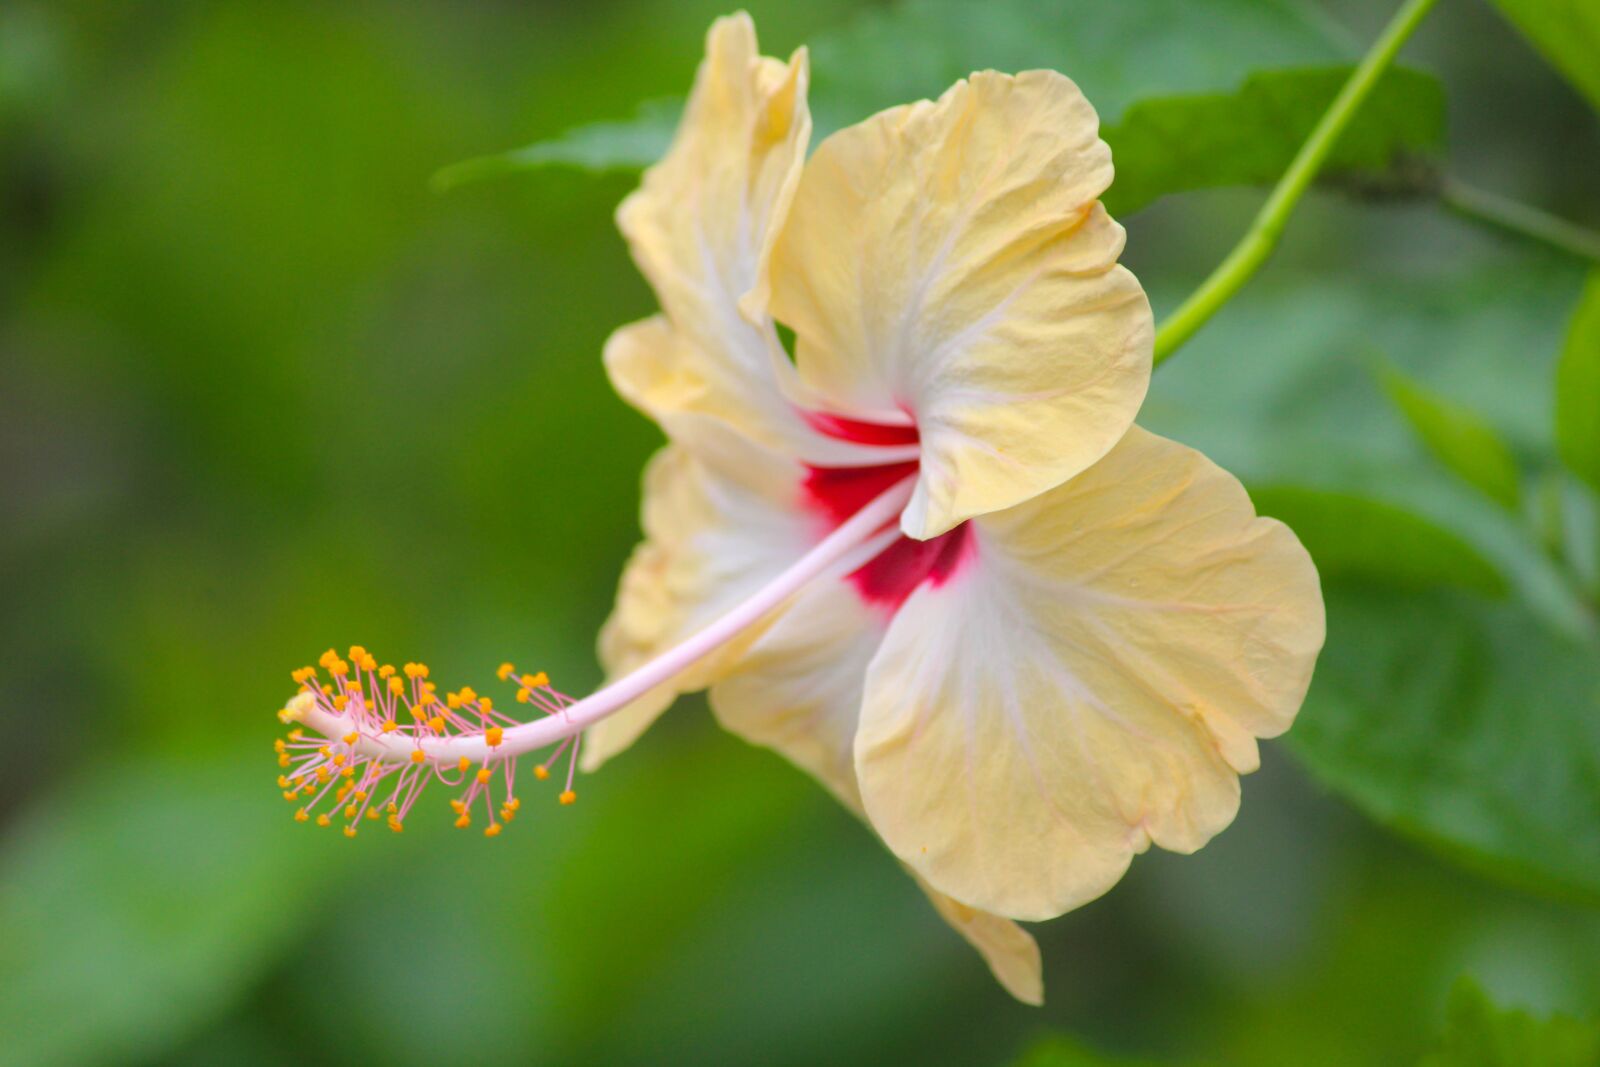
1151, 0, 1438, 367
1440, 178, 1600, 264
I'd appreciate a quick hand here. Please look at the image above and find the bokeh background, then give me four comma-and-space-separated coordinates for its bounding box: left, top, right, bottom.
2, 1, 1597, 1065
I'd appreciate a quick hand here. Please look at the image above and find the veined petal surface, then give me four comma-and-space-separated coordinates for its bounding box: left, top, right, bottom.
855, 427, 1325, 920
770, 69, 1153, 539
613, 15, 870, 463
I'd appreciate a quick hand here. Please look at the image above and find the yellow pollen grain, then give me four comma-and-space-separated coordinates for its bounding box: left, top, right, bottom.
497, 662, 515, 681
559, 790, 576, 806
381, 720, 398, 733
428, 716, 445, 732
533, 765, 549, 781
316, 814, 331, 827
485, 727, 504, 747
458, 756, 472, 772
454, 814, 470, 829
410, 749, 425, 764
295, 809, 309, 822
484, 823, 502, 837
476, 768, 492, 784
343, 826, 357, 838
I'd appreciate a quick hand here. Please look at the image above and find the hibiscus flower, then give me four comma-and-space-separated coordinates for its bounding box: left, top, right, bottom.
275, 12, 1323, 1004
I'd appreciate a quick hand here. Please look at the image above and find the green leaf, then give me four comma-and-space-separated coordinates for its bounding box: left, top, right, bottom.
1555, 271, 1600, 493
802, 0, 1341, 133
1288, 583, 1600, 906
432, 97, 680, 190
1419, 977, 1600, 1066
1381, 362, 1524, 510
1485, 0, 1600, 114
1102, 66, 1444, 217
443, 13, 1444, 215
1249, 485, 1507, 596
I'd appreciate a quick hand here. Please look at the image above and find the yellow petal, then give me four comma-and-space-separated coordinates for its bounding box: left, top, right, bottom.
611, 15, 821, 454
854, 427, 1325, 920
586, 428, 811, 770
709, 579, 1043, 1003
770, 70, 1153, 540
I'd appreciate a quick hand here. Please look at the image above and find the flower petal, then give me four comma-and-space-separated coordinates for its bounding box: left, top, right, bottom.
586, 427, 811, 769
854, 427, 1325, 920
770, 69, 1153, 539
709, 579, 1043, 1004
612, 15, 829, 456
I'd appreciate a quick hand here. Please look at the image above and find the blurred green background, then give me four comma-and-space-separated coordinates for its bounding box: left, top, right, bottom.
2, 1, 1597, 1065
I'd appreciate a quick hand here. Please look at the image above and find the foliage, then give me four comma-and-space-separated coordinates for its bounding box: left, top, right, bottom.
1555, 272, 1600, 494
0, 0, 1597, 1065
1485, 0, 1600, 114
1419, 978, 1600, 1066
444, 1, 1447, 221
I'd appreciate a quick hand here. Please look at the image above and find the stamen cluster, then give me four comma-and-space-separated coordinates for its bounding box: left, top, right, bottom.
274, 647, 582, 837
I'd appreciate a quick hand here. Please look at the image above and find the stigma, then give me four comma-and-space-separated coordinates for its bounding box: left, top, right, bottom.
274, 648, 581, 837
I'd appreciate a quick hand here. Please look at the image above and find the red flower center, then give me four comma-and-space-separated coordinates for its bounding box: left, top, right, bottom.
800, 416, 974, 612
